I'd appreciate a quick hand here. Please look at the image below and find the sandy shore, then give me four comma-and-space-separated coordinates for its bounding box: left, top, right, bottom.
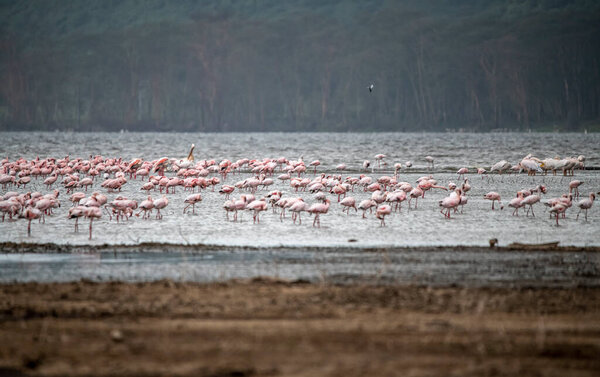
1, 279, 599, 376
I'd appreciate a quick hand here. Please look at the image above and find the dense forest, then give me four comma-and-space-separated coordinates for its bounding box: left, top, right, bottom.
1, 0, 600, 132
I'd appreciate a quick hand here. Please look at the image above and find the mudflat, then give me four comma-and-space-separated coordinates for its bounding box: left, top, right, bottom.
1, 279, 599, 377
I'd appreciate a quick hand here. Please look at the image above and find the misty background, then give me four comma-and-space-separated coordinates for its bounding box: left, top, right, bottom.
1, 0, 599, 132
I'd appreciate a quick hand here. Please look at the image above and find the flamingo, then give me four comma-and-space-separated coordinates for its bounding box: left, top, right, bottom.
289, 199, 308, 224
508, 193, 525, 216
374, 154, 386, 168
307, 199, 331, 227
340, 196, 357, 214
309, 160, 320, 175
521, 194, 541, 217
424, 156, 434, 169
154, 195, 169, 219
549, 203, 567, 226
576, 193, 595, 221
357, 199, 376, 218
439, 189, 462, 219
83, 206, 102, 240
484, 192, 503, 210
68, 206, 86, 232
376, 205, 392, 226
23, 207, 42, 236
386, 191, 406, 212
408, 187, 423, 208
247, 199, 268, 224
491, 160, 511, 175
219, 185, 235, 199
137, 196, 154, 219
184, 193, 203, 214
457, 167, 468, 180
569, 180, 583, 199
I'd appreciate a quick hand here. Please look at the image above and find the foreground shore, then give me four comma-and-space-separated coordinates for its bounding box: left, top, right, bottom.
1, 279, 599, 376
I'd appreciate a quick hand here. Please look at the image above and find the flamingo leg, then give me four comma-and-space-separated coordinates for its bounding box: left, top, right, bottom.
89, 218, 93, 240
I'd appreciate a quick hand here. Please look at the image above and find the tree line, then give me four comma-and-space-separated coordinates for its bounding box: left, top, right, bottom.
1, 0, 599, 132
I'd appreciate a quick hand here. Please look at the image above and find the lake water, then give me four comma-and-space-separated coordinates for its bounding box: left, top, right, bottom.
1, 132, 599, 284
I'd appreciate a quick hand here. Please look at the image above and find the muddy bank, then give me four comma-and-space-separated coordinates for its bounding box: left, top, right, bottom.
2, 241, 600, 254
1, 279, 599, 376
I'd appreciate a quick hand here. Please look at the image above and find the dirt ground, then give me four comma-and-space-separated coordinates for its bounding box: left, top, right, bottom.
0, 279, 599, 377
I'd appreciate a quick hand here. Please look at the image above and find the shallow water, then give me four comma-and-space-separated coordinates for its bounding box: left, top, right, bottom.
1, 132, 599, 248
1, 248, 599, 287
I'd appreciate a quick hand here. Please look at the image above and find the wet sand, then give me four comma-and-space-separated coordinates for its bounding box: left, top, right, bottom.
1, 279, 599, 377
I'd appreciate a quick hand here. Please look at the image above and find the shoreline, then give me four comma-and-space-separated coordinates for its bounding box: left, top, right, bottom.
2, 241, 600, 254
1, 279, 599, 376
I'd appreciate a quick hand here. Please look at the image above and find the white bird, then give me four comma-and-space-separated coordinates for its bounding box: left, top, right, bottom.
368, 83, 374, 92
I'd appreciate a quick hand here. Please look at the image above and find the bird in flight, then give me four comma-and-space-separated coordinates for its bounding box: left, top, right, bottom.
368, 83, 374, 92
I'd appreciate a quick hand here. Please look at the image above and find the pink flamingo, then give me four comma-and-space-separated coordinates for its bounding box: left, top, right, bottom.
219, 185, 235, 199
70, 192, 86, 207
408, 187, 423, 209
309, 160, 320, 175
307, 199, 331, 227
549, 203, 567, 226
83, 206, 102, 240
154, 195, 169, 219
68, 206, 86, 232
331, 184, 346, 202
44, 173, 58, 188
374, 154, 386, 168
289, 199, 309, 224
137, 196, 154, 219
508, 193, 525, 216
23, 207, 42, 236
576, 193, 595, 221
184, 193, 203, 214
386, 191, 406, 212
439, 189, 462, 218
484, 192, 502, 210
569, 180, 583, 199
521, 194, 541, 217
376, 205, 392, 226
457, 167, 468, 180
247, 199, 268, 224
340, 196, 357, 214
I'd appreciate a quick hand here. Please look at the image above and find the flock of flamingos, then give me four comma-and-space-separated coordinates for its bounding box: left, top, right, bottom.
0, 144, 597, 240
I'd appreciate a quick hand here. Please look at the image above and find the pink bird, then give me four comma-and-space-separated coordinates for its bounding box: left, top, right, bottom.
307, 199, 331, 227
376, 205, 392, 226
569, 180, 583, 199
386, 191, 407, 212
246, 199, 268, 224
521, 194, 541, 217
508, 193, 525, 216
137, 196, 154, 219
439, 189, 462, 219
549, 203, 567, 226
219, 185, 235, 199
43, 173, 58, 188
408, 187, 423, 209
340, 196, 357, 214
357, 199, 376, 218
83, 206, 102, 240
153, 195, 169, 219
68, 206, 86, 232
23, 207, 42, 236
484, 192, 502, 210
576, 193, 595, 221
457, 167, 468, 180
289, 199, 309, 224
184, 193, 203, 214
309, 160, 321, 175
